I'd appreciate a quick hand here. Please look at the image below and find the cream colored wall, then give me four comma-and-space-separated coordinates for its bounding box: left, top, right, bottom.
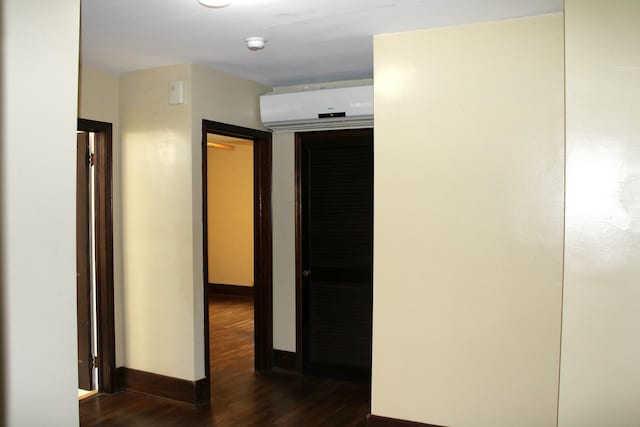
2, 0, 80, 425
119, 64, 199, 380
371, 15, 565, 427
191, 64, 269, 131
207, 140, 254, 286
559, 1, 640, 426
78, 65, 125, 367
79, 66, 119, 125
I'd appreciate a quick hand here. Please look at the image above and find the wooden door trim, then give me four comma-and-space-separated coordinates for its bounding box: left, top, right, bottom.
77, 118, 116, 393
201, 120, 273, 383
294, 134, 304, 372
294, 128, 374, 375
77, 132, 93, 391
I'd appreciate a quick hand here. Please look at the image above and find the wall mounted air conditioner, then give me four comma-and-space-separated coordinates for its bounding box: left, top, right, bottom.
260, 85, 373, 131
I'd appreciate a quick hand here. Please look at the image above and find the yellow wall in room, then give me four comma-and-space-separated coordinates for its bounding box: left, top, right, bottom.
371, 14, 565, 427
207, 138, 254, 286
559, 1, 640, 426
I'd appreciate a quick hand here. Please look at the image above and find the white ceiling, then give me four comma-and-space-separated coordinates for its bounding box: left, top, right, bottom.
81, 0, 563, 87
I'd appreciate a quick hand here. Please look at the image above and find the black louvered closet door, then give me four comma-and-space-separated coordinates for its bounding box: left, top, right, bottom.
300, 128, 373, 381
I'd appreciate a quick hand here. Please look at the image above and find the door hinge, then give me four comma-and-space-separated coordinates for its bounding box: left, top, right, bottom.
88, 152, 95, 167
91, 354, 99, 369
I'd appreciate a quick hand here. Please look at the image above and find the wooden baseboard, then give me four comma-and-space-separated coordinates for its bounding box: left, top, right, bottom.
367, 414, 445, 427
272, 349, 297, 373
208, 283, 254, 297
117, 367, 210, 406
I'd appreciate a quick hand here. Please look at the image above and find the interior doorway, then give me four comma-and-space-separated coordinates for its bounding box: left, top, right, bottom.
206, 133, 256, 382
201, 120, 273, 390
76, 118, 116, 397
295, 128, 374, 382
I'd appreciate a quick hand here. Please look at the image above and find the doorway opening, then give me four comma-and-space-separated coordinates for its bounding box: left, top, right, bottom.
295, 128, 374, 383
206, 133, 255, 377
76, 118, 116, 398
202, 120, 273, 395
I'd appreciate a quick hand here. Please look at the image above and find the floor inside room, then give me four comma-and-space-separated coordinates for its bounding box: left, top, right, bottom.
79, 293, 370, 426
78, 389, 98, 400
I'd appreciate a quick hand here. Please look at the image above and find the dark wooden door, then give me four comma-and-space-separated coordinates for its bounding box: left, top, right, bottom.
76, 132, 93, 391
299, 128, 373, 381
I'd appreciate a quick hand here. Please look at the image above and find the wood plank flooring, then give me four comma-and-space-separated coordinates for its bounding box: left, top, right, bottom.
80, 293, 371, 426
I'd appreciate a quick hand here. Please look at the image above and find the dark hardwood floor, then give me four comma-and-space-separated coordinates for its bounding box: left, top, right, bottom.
80, 293, 370, 426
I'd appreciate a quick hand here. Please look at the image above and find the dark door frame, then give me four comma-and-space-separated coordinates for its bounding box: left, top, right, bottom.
202, 120, 273, 382
77, 118, 116, 393
294, 128, 374, 375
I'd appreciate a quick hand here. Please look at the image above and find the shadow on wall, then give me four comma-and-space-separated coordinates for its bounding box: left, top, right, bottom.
0, 2, 6, 424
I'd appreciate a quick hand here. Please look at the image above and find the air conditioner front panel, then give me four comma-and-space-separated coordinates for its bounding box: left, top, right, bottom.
260, 85, 373, 130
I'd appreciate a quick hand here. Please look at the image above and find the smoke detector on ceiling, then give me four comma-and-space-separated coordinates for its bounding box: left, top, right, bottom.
246, 36, 266, 51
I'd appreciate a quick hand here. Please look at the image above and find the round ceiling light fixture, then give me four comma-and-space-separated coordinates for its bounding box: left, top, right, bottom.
246, 36, 266, 51
197, 0, 231, 8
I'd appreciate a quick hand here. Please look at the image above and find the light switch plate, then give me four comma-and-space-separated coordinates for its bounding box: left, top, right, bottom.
169, 80, 184, 105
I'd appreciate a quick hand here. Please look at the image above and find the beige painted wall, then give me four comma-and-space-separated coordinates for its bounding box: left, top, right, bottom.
119, 64, 199, 380
79, 66, 119, 126
2, 0, 81, 425
371, 15, 565, 427
559, 1, 640, 426
78, 65, 125, 367
272, 131, 297, 351
191, 64, 269, 132
207, 139, 254, 286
